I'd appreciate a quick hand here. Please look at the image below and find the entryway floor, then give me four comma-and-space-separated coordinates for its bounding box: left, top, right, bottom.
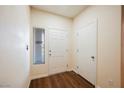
29, 71, 95, 88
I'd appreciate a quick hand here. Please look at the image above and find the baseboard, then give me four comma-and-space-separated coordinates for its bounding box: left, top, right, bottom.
95, 85, 101, 88
72, 68, 78, 74
26, 78, 31, 88
31, 73, 48, 80
24, 77, 31, 88
67, 68, 73, 71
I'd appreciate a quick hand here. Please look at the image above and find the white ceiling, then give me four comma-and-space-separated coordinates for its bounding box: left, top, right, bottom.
32, 5, 89, 18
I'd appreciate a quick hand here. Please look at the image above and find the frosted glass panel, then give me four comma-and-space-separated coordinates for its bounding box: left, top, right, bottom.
33, 28, 45, 64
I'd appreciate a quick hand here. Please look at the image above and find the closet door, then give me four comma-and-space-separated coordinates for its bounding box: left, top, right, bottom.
77, 21, 97, 85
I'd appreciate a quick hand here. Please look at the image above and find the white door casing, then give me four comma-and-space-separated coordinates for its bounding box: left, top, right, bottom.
48, 28, 68, 75
77, 20, 97, 85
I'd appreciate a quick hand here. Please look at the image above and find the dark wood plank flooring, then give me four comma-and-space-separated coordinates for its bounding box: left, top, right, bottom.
29, 71, 95, 88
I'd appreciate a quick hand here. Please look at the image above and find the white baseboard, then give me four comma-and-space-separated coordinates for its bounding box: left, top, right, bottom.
30, 73, 48, 80
26, 79, 31, 88
95, 85, 101, 88
72, 68, 78, 73
24, 77, 31, 88
67, 68, 73, 71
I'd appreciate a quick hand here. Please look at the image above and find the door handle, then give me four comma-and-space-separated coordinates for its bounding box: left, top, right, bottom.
26, 45, 28, 51
91, 56, 95, 59
49, 50, 52, 56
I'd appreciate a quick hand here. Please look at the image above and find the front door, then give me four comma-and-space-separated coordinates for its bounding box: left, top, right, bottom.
48, 28, 68, 75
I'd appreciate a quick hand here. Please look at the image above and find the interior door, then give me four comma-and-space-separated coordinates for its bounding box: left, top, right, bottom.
48, 29, 68, 75
0, 6, 30, 87
77, 21, 97, 85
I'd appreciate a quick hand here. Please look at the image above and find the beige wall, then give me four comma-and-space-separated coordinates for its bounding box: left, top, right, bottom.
30, 7, 72, 79
0, 5, 121, 88
30, 6, 121, 87
73, 6, 121, 87
0, 6, 30, 87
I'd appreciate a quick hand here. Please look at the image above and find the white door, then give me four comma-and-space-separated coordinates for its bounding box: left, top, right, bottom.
0, 6, 30, 87
77, 21, 97, 85
48, 29, 68, 75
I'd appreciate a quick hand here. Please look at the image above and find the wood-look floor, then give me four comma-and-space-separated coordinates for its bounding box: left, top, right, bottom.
29, 71, 95, 88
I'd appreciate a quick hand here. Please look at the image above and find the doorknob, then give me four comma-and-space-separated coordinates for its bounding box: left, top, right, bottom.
26, 45, 28, 51
91, 56, 95, 59
49, 50, 51, 56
